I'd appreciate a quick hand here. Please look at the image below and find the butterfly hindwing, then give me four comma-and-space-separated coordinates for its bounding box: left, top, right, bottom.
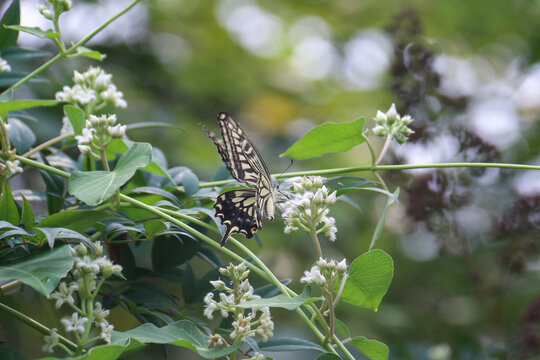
214, 189, 262, 246
204, 112, 276, 246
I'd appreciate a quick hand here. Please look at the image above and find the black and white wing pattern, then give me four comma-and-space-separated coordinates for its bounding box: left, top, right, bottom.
204, 112, 276, 246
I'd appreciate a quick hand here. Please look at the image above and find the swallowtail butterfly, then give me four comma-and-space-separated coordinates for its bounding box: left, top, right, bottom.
203, 112, 277, 246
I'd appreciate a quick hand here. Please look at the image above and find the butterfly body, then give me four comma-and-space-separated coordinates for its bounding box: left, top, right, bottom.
204, 112, 276, 246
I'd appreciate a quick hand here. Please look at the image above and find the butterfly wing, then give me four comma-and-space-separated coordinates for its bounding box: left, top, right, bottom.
214, 189, 262, 246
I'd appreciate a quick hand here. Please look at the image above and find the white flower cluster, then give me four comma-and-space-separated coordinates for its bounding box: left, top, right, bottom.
3, 160, 23, 175
282, 176, 338, 241
204, 263, 274, 343
0, 57, 11, 72
38, 0, 72, 20
300, 258, 348, 288
75, 114, 126, 155
55, 67, 127, 109
44, 242, 121, 353
372, 103, 415, 144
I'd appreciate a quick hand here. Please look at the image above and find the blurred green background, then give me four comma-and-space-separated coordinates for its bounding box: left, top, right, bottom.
2, 0, 540, 359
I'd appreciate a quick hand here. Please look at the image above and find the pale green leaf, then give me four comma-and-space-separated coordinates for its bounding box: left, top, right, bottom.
351, 336, 389, 360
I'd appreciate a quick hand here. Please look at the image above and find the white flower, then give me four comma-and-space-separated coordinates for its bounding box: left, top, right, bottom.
0, 57, 11, 72
336, 258, 348, 273
101, 84, 127, 108
75, 127, 95, 145
37, 4, 53, 19
300, 266, 326, 286
372, 103, 415, 143
99, 319, 114, 343
208, 333, 225, 347
107, 124, 126, 138
60, 116, 74, 136
203, 293, 218, 319
50, 281, 78, 309
248, 352, 265, 360
230, 313, 253, 340
210, 280, 227, 291
77, 144, 93, 155
42, 328, 59, 353
61, 312, 88, 334
93, 302, 110, 322
256, 307, 274, 341
5, 160, 23, 174
74, 255, 100, 274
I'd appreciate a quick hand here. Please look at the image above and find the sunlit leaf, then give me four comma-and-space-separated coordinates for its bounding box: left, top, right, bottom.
281, 118, 366, 159
338, 249, 393, 311
69, 143, 152, 205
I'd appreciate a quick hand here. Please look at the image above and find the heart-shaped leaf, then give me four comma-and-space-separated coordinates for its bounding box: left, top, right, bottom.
338, 249, 393, 311
351, 336, 389, 360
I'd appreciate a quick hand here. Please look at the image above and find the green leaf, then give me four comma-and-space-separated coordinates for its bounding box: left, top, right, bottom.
144, 220, 168, 238
34, 227, 92, 249
351, 336, 389, 360
339, 249, 393, 311
0, 349, 28, 360
7, 117, 35, 153
369, 188, 400, 250
0, 71, 46, 87
237, 286, 320, 310
64, 105, 85, 135
0, 99, 59, 118
0, 0, 20, 48
76, 46, 106, 60
0, 183, 20, 225
281, 118, 366, 159
4, 25, 58, 39
0, 246, 73, 296
171, 166, 199, 197
334, 318, 350, 339
69, 143, 153, 205
316, 354, 342, 360
257, 337, 325, 352
109, 320, 242, 359
0, 46, 50, 60
20, 195, 34, 229
37, 210, 111, 233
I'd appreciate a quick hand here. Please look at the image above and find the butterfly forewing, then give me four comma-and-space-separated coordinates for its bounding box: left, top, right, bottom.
204, 112, 276, 245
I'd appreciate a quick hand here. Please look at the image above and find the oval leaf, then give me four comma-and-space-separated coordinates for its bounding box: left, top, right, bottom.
237, 286, 320, 310
281, 118, 366, 160
351, 336, 389, 360
69, 143, 152, 205
7, 117, 35, 153
257, 337, 325, 352
339, 249, 393, 311
0, 246, 73, 296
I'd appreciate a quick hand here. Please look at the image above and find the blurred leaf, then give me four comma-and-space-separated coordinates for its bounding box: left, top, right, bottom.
69, 143, 153, 205
64, 105, 85, 135
182, 263, 197, 303
170, 166, 199, 197
7, 117, 35, 153
0, 183, 19, 225
152, 235, 199, 271
0, 72, 47, 87
0, 0, 20, 48
0, 245, 72, 296
118, 243, 136, 280
237, 286, 320, 310
37, 210, 111, 233
351, 336, 389, 360
0, 46, 50, 60
334, 318, 350, 339
20, 195, 34, 229
316, 354, 342, 360
131, 186, 181, 207
254, 280, 292, 298
34, 227, 93, 249
339, 249, 393, 311
257, 337, 325, 352
4, 25, 58, 39
0, 349, 28, 360
76, 46, 106, 60
196, 246, 222, 267
126, 122, 187, 132
38, 162, 65, 214
281, 118, 366, 159
369, 188, 400, 250
0, 100, 59, 118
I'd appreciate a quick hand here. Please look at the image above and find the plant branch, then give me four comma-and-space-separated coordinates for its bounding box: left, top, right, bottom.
376, 134, 394, 165
0, 301, 77, 350
23, 133, 73, 157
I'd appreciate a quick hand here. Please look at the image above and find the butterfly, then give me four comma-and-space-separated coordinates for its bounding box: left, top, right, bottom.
203, 112, 277, 246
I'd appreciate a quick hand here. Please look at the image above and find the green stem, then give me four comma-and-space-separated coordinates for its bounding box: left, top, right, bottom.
197, 162, 540, 188
1, 0, 141, 95
310, 227, 323, 259
23, 133, 73, 157
0, 301, 77, 351
376, 134, 394, 165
